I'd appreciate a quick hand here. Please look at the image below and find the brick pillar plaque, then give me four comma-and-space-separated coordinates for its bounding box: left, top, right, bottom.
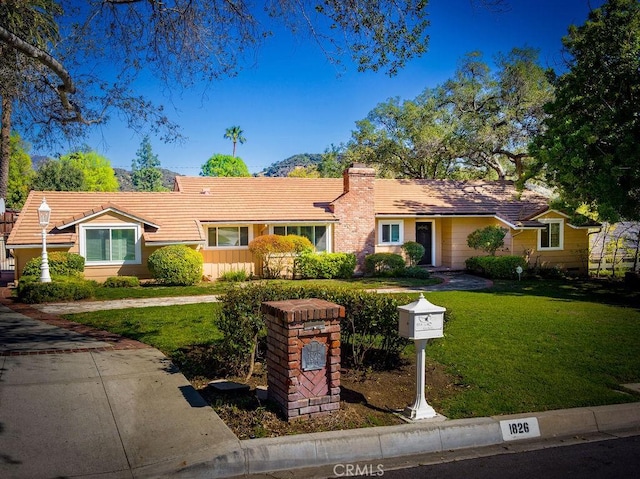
261, 298, 344, 420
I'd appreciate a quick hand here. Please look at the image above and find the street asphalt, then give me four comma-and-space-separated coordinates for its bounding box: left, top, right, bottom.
1, 274, 639, 478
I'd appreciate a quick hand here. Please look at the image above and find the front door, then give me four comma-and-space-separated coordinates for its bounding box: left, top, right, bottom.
415, 222, 433, 266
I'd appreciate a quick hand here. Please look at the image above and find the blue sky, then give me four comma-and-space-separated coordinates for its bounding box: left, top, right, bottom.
38, 0, 604, 176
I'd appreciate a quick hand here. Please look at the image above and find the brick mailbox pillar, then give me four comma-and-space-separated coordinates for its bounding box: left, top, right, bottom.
261, 298, 344, 421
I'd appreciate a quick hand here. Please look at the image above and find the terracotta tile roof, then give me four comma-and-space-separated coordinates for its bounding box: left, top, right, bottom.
8, 179, 344, 247
374, 179, 550, 226
9, 178, 560, 248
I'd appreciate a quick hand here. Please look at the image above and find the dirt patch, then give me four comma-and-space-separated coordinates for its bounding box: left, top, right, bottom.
190, 356, 463, 439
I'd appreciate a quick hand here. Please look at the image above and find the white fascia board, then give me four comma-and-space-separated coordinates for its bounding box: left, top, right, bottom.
58, 208, 160, 229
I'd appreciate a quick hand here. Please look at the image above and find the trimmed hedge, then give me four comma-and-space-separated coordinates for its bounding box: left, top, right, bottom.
147, 245, 203, 286
17, 275, 96, 303
22, 252, 85, 277
295, 252, 356, 279
364, 253, 406, 276
214, 283, 414, 376
465, 255, 527, 279
103, 276, 140, 288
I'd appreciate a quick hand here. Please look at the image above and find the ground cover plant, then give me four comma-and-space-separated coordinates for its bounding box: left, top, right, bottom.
63, 278, 640, 438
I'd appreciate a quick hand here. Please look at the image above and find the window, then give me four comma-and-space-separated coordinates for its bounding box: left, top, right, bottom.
538, 219, 563, 250
82, 226, 139, 264
379, 221, 403, 245
207, 226, 249, 248
272, 225, 328, 251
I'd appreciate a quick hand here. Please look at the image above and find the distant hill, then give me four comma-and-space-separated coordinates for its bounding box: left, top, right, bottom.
258, 153, 323, 177
114, 168, 180, 191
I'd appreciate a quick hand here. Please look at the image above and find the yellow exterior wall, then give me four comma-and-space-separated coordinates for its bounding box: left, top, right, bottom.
373, 218, 442, 266
512, 212, 590, 273
440, 217, 508, 270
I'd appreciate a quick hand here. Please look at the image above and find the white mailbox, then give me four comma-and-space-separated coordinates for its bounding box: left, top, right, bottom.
398, 293, 445, 340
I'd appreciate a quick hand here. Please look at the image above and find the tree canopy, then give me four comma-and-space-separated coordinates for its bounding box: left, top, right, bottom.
7, 132, 34, 209
200, 154, 251, 177
529, 0, 640, 222
132, 135, 165, 191
32, 158, 85, 191
60, 150, 119, 192
345, 48, 554, 180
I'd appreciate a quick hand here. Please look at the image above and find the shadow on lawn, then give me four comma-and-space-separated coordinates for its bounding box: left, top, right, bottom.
477, 278, 640, 310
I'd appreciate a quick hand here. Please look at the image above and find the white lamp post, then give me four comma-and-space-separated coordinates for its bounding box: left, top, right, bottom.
38, 197, 51, 283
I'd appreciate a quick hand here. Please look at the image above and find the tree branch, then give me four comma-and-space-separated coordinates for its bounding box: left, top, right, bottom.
0, 25, 92, 125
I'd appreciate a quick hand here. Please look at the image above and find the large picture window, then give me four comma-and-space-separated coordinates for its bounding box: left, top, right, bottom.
538, 219, 563, 250
82, 226, 139, 263
272, 225, 328, 251
379, 221, 403, 245
207, 226, 249, 248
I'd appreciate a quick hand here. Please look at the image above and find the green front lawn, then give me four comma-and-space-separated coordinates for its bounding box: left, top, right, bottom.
65, 279, 640, 418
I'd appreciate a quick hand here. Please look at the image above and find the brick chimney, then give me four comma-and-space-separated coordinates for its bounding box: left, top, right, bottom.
331, 163, 376, 274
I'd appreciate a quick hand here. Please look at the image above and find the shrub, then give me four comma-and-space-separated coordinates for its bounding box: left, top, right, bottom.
214, 283, 413, 376
22, 252, 85, 277
364, 253, 406, 276
402, 241, 425, 267
465, 255, 527, 279
295, 252, 356, 279
147, 245, 203, 286
248, 234, 313, 279
397, 265, 430, 279
103, 276, 140, 288
17, 275, 96, 303
218, 269, 249, 282
467, 226, 508, 255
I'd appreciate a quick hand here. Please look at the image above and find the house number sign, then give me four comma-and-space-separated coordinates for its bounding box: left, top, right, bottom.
499, 417, 541, 441
302, 340, 326, 371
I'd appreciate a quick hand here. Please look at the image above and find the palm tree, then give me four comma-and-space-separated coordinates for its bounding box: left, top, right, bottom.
223, 126, 246, 157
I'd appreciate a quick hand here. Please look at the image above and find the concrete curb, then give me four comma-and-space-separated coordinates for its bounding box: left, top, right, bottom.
155, 402, 640, 478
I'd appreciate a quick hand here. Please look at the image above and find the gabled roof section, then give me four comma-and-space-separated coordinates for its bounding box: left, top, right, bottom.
374, 179, 551, 227
56, 202, 161, 229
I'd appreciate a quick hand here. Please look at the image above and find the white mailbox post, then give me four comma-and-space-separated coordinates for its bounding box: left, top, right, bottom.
398, 293, 445, 420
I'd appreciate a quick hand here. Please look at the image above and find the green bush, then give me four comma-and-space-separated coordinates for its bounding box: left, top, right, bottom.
214, 283, 413, 376
17, 275, 96, 303
465, 255, 527, 279
397, 265, 430, 279
295, 252, 356, 279
103, 276, 140, 288
248, 234, 313, 279
402, 241, 425, 267
218, 269, 249, 282
147, 245, 203, 286
467, 226, 508, 255
22, 252, 85, 277
364, 253, 406, 276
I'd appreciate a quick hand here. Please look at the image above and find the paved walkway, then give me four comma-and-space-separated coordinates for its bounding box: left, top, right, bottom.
31, 273, 492, 316
0, 301, 240, 479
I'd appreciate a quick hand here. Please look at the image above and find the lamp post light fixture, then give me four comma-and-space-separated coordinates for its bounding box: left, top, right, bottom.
38, 197, 51, 283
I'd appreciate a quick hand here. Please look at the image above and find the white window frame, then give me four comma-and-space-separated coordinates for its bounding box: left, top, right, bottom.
205, 225, 252, 249
80, 224, 141, 265
269, 224, 331, 252
378, 220, 404, 245
538, 219, 564, 251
